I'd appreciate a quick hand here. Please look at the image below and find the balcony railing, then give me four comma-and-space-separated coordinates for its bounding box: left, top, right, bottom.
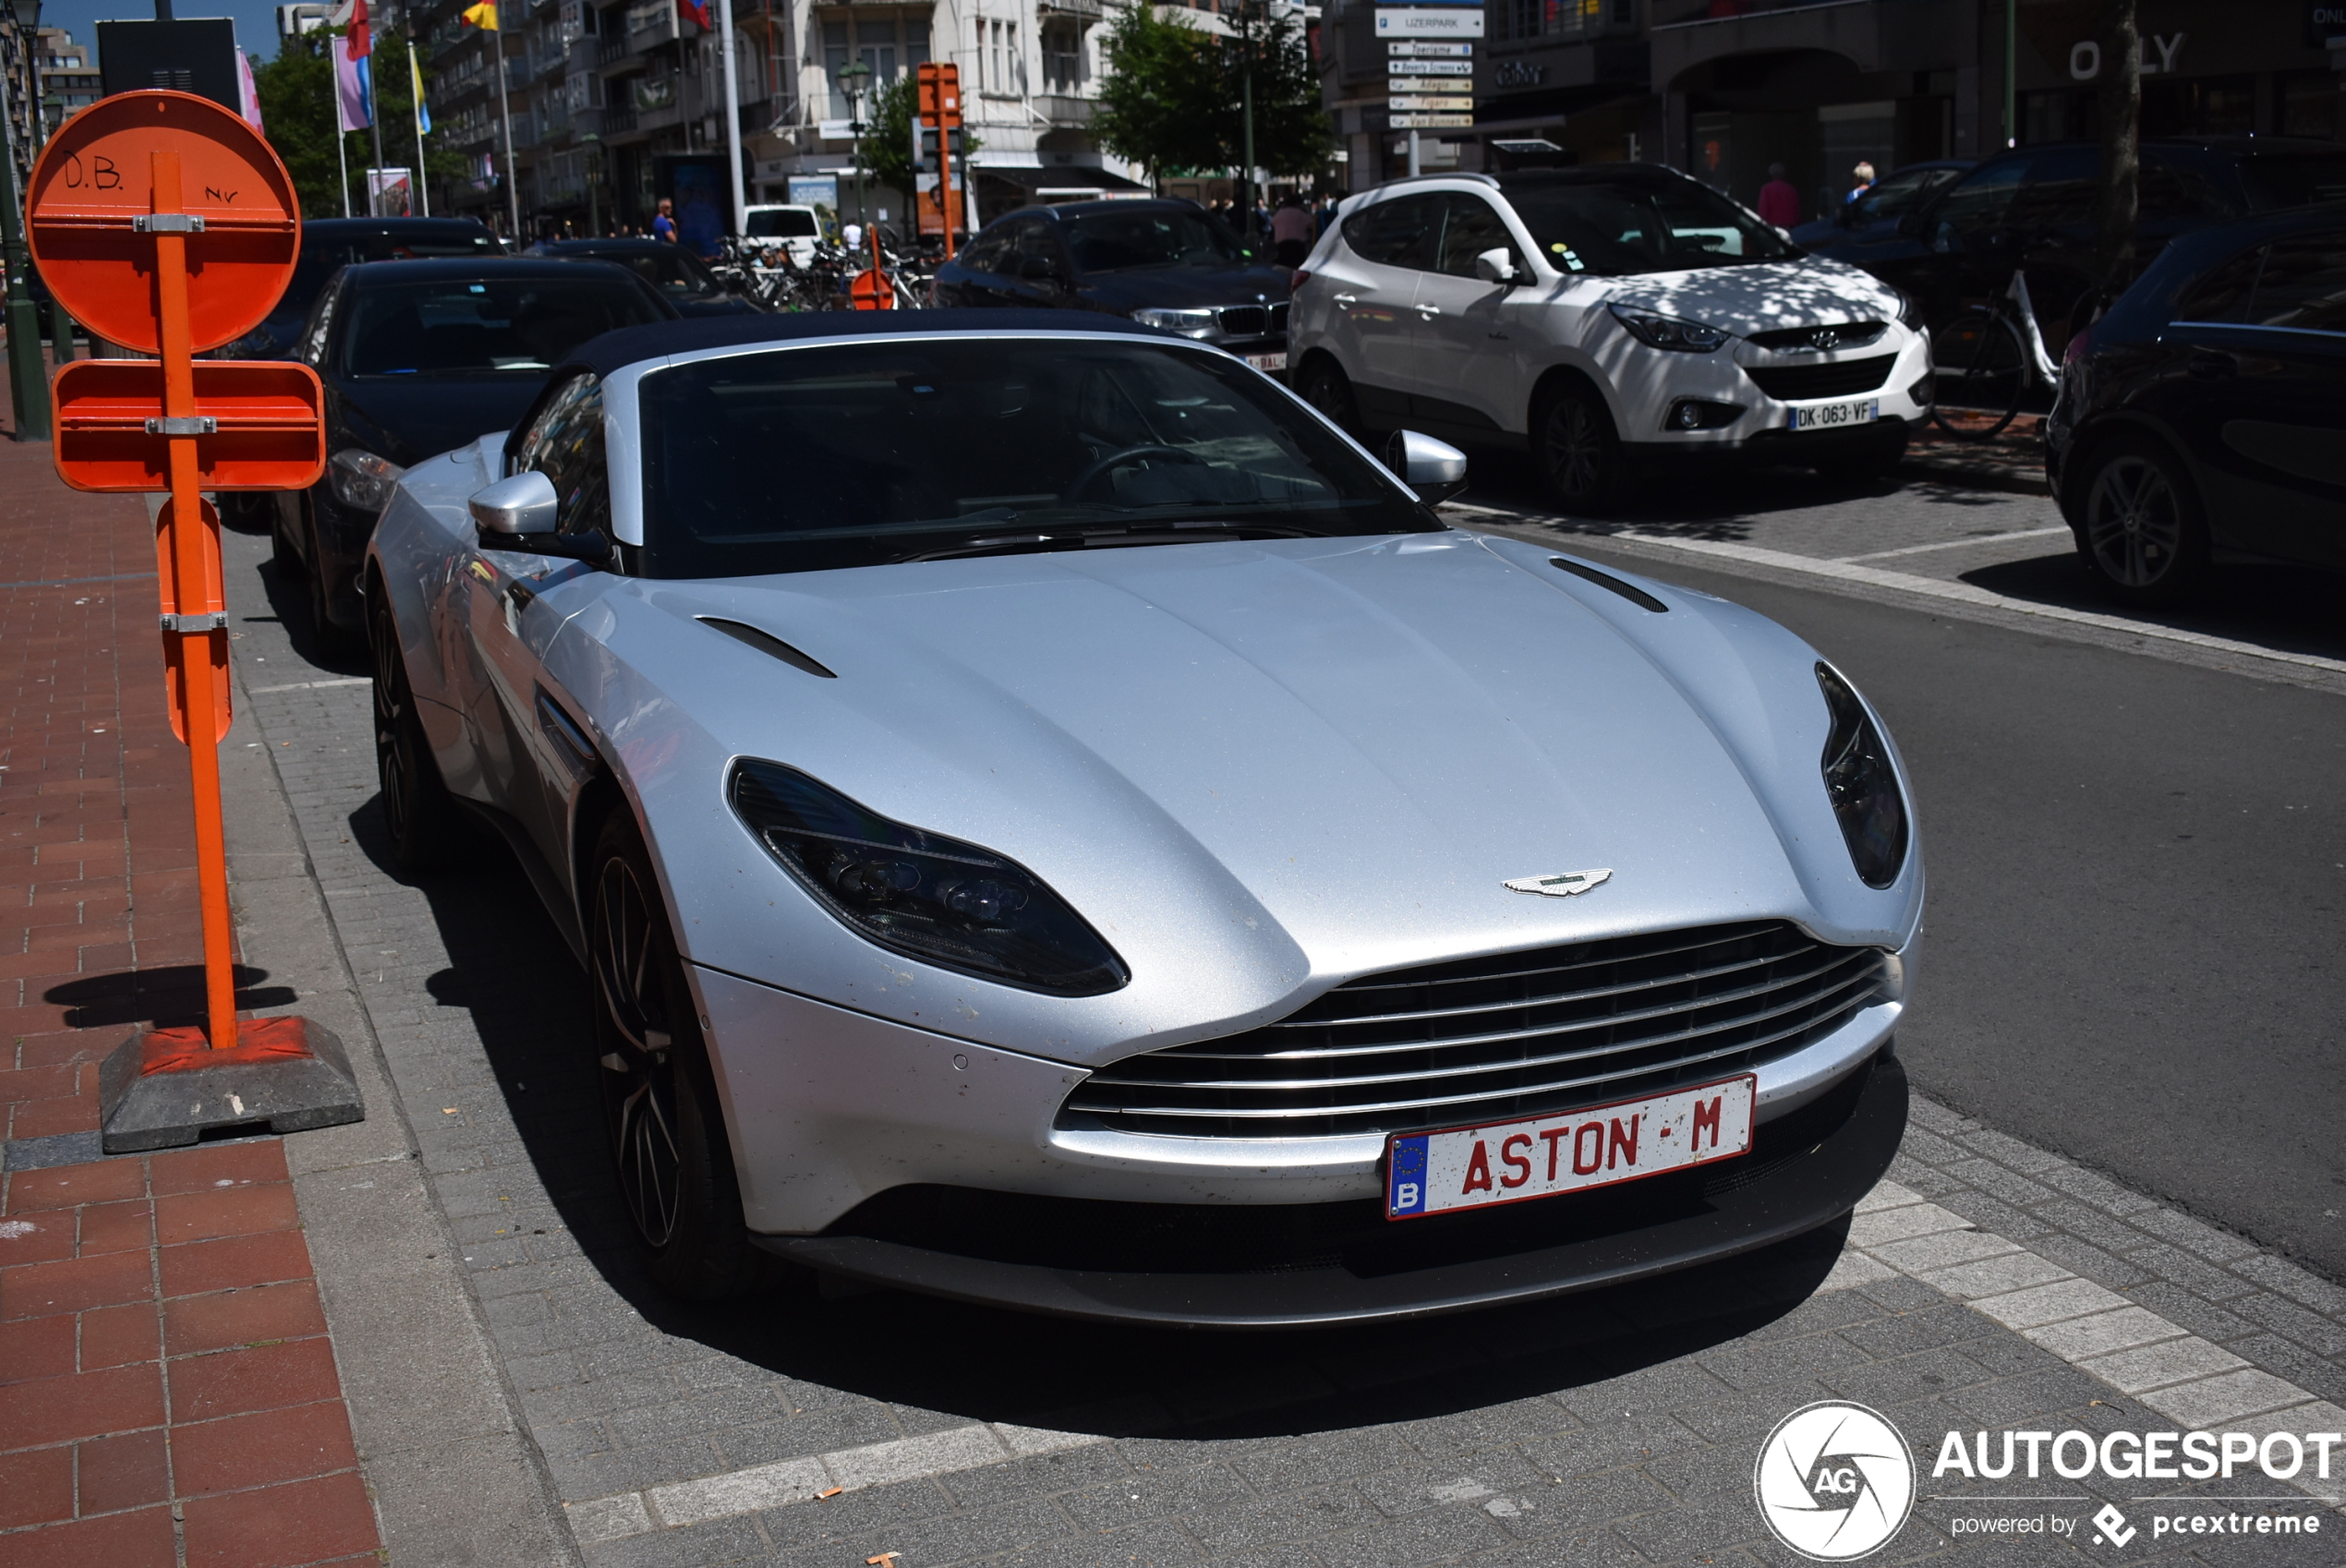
1035, 93, 1092, 127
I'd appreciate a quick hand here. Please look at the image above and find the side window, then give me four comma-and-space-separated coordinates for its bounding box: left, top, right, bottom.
515, 374, 610, 537
2008, 147, 2096, 230
2249, 232, 2346, 333
1929, 157, 2030, 248
2139, 152, 2231, 223
1341, 193, 1441, 270
2174, 245, 2264, 324
1435, 195, 1524, 279
1008, 218, 1069, 280
961, 225, 1010, 273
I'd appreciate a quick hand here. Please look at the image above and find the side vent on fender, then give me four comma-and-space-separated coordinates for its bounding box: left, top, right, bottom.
696, 617, 838, 679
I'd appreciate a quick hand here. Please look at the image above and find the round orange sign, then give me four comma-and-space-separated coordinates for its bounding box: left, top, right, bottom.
27, 90, 300, 355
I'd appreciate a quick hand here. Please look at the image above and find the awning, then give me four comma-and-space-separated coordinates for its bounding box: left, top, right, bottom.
971, 164, 1152, 195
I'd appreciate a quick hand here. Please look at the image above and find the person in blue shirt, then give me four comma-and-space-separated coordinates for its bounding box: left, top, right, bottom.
652, 198, 678, 244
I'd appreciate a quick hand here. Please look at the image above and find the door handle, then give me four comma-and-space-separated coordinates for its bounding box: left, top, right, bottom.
2187, 351, 2234, 380
1332, 292, 1360, 307
1415, 304, 1442, 318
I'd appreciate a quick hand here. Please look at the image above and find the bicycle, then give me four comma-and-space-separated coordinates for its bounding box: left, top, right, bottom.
1928, 268, 2096, 442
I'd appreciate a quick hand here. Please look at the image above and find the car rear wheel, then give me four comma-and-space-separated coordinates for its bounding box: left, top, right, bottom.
588, 814, 774, 1299
1532, 384, 1626, 512
369, 589, 456, 879
1299, 357, 1361, 439
2075, 436, 2210, 608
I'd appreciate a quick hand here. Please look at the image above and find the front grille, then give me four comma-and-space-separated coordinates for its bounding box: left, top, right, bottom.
1060, 921, 1885, 1140
1215, 303, 1289, 338
1743, 356, 1898, 401
1747, 321, 1888, 353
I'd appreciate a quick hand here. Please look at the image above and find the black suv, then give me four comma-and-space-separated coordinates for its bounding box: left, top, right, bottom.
930, 199, 1291, 373
2045, 204, 2346, 607
1863, 139, 2346, 337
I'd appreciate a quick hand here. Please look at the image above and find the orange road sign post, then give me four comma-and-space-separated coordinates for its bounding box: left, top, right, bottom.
914, 63, 961, 262
29, 90, 362, 1152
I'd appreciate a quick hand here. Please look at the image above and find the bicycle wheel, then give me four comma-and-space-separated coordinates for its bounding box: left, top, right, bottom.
1929, 308, 2026, 441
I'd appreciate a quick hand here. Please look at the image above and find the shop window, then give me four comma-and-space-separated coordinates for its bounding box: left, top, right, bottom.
2142, 75, 2255, 139
2279, 72, 2339, 141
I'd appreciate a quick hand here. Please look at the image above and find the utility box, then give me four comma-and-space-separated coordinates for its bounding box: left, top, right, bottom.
96, 20, 241, 115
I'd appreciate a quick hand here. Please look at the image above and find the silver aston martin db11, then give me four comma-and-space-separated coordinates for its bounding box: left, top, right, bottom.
366, 309, 1920, 1326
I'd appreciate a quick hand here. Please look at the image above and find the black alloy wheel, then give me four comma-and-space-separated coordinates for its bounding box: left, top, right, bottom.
369, 590, 454, 879
587, 815, 772, 1298
1299, 357, 1361, 439
2076, 437, 2210, 608
1532, 384, 1625, 511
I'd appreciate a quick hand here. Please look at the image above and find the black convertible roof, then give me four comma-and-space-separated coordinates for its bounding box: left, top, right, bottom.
562, 307, 1167, 380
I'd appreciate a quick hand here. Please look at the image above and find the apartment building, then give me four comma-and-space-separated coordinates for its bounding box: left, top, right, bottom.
419, 0, 1142, 238
35, 28, 103, 137
1320, 0, 2346, 215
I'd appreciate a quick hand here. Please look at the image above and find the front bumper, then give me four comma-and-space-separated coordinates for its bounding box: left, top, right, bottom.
1611, 331, 1933, 453
693, 958, 1907, 1322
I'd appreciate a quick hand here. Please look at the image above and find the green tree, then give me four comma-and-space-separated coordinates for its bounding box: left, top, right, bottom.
1216, 12, 1334, 182
257, 29, 466, 219
1094, 4, 1333, 191
863, 73, 917, 198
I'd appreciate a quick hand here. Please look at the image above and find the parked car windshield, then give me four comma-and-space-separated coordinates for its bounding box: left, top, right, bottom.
2239, 154, 2346, 211
339, 277, 667, 378
1846, 165, 1964, 223
1059, 210, 1250, 273
636, 338, 1433, 576
1497, 174, 1802, 274
746, 209, 821, 237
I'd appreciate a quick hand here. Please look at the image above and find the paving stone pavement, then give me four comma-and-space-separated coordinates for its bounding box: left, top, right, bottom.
212, 518, 2346, 1567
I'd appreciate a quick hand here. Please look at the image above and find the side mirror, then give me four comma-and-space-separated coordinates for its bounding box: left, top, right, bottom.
1385, 429, 1469, 507
469, 470, 559, 538
1473, 247, 1519, 284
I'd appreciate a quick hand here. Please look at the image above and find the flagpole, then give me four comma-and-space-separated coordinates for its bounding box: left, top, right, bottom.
337, 101, 352, 216
366, 52, 387, 211
411, 37, 432, 214
717, 0, 744, 243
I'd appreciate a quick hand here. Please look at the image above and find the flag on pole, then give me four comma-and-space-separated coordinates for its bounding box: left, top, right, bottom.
335, 38, 372, 131
462, 2, 498, 29
236, 48, 264, 130
347, 0, 372, 57
409, 44, 431, 134
676, 0, 710, 30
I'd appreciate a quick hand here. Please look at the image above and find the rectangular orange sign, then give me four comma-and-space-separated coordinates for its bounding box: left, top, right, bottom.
53, 358, 326, 492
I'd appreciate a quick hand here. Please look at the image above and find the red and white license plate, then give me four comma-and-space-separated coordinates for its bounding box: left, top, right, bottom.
1385, 1075, 1755, 1220
1245, 351, 1289, 373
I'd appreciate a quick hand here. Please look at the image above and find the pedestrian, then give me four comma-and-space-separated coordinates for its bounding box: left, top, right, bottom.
1270, 191, 1313, 268
652, 198, 678, 244
1846, 161, 1876, 204
1316, 192, 1337, 235
842, 220, 865, 255
1756, 163, 1800, 230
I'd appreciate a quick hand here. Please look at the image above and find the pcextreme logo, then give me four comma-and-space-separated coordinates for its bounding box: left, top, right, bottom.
1754, 1402, 1917, 1561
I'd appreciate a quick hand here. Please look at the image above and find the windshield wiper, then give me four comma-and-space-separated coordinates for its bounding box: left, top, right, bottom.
899, 519, 1324, 564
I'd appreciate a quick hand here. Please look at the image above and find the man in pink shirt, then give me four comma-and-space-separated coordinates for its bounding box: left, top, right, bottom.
1756, 163, 1800, 230
1270, 194, 1316, 267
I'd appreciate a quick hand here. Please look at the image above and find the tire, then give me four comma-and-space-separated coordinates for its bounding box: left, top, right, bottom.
369, 589, 456, 879
1530, 383, 1626, 512
306, 513, 361, 659
1298, 356, 1362, 439
587, 814, 773, 1299
1929, 308, 2025, 441
269, 500, 304, 579
2074, 435, 2212, 608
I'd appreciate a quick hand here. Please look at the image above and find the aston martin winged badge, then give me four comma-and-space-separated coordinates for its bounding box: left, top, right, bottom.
1504, 869, 1614, 898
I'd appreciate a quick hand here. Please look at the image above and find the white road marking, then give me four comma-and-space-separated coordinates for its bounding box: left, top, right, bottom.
1838, 525, 2072, 561
247, 677, 372, 694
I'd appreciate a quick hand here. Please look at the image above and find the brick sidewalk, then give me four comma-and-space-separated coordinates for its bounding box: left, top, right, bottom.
0, 412, 386, 1567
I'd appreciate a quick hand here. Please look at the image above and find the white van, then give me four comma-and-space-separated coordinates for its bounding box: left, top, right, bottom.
741, 204, 826, 266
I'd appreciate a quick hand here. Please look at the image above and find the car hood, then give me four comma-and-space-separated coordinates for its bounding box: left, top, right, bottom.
1597, 258, 1902, 336
564, 529, 1921, 1059
1074, 264, 1291, 313
329, 375, 550, 468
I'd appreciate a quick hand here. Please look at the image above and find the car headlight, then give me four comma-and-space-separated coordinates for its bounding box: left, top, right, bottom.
1130, 307, 1219, 339
329, 448, 405, 513
1815, 663, 1909, 889
729, 760, 1130, 997
1607, 303, 1728, 353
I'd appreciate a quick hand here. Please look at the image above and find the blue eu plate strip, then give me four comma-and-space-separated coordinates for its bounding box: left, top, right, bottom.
1387, 1135, 1430, 1217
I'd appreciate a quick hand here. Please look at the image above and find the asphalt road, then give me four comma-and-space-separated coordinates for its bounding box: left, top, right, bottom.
1456, 454, 2346, 1281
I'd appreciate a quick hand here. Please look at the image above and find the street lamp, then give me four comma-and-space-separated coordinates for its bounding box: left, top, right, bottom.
837, 57, 870, 229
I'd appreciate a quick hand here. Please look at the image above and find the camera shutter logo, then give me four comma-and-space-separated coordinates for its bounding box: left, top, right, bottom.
1753, 1402, 1916, 1561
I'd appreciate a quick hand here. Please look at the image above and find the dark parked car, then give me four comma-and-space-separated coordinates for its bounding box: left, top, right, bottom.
272, 259, 675, 650
2045, 203, 2346, 607
931, 199, 1292, 373
225, 216, 504, 361
1863, 139, 2346, 339
525, 236, 766, 316
1790, 160, 1972, 268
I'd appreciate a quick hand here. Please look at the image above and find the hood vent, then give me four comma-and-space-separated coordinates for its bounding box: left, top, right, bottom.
697, 617, 836, 679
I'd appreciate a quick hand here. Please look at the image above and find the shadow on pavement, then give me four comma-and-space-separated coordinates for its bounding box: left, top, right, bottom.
43, 964, 295, 1029
1959, 555, 2346, 666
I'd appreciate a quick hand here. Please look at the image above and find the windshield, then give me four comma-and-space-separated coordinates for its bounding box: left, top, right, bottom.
273, 225, 502, 331
599, 247, 724, 296
746, 209, 820, 237
1059, 209, 1251, 273
1848, 165, 1961, 223
1496, 175, 1801, 274
2240, 155, 2346, 211
636, 339, 1433, 577
338, 277, 667, 378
